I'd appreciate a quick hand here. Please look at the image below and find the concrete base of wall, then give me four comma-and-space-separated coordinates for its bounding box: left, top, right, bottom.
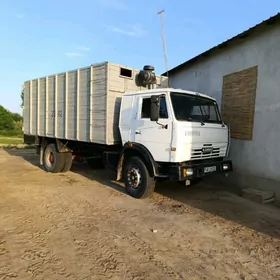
205, 170, 280, 201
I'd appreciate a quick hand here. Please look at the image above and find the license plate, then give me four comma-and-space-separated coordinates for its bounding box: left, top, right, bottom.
204, 166, 216, 173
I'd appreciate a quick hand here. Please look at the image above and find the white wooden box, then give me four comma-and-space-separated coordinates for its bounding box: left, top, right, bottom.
23, 61, 168, 145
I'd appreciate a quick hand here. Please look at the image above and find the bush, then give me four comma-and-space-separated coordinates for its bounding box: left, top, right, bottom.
0, 130, 23, 138
0, 105, 23, 138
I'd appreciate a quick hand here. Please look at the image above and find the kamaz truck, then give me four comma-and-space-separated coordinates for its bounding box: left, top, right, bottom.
23, 61, 232, 198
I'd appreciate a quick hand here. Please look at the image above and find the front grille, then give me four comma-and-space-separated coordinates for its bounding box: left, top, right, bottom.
191, 145, 226, 159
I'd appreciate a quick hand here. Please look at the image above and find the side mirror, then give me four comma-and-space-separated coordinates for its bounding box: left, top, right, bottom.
150, 95, 159, 122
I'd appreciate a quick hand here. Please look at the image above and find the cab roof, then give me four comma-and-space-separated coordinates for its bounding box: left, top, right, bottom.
123, 87, 216, 101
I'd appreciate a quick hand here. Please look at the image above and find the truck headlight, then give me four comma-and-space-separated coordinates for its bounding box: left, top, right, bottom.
183, 168, 193, 177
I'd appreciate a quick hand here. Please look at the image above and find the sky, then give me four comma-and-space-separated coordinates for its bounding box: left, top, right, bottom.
0, 0, 279, 113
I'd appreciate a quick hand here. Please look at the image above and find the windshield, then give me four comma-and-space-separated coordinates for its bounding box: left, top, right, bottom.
170, 92, 222, 124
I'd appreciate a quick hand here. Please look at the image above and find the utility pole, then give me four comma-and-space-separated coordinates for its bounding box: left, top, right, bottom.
157, 9, 169, 82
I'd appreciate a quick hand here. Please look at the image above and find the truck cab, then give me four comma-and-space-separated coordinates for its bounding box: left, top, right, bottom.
117, 87, 232, 198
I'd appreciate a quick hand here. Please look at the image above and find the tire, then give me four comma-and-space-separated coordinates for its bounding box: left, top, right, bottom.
87, 157, 104, 169
123, 156, 155, 199
43, 143, 65, 173
61, 153, 73, 173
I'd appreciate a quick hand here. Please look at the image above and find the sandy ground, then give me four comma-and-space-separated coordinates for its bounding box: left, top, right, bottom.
0, 148, 279, 280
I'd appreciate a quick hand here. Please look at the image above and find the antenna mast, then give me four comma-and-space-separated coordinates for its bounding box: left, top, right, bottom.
157, 9, 169, 86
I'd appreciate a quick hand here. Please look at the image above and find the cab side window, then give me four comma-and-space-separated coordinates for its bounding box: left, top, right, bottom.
141, 96, 168, 119
141, 98, 151, 118
159, 96, 168, 119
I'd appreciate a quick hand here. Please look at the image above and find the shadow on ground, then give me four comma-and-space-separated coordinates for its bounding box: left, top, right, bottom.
5, 148, 280, 240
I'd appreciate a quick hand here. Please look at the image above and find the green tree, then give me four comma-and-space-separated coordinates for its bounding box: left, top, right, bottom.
0, 105, 14, 130
10, 112, 23, 122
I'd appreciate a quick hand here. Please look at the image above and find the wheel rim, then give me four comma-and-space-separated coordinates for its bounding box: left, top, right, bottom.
49, 153, 54, 164
45, 149, 54, 168
127, 166, 142, 189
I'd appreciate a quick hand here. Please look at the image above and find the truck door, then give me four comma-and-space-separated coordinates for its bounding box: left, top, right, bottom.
133, 94, 172, 162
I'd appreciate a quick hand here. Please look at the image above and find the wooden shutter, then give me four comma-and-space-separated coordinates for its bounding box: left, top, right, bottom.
221, 66, 258, 140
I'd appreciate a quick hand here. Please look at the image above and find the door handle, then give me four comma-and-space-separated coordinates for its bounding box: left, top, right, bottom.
135, 130, 141, 135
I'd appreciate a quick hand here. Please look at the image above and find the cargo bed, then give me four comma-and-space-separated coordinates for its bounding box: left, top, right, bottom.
23, 61, 167, 145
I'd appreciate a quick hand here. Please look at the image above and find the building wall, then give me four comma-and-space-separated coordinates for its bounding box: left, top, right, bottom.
169, 24, 280, 195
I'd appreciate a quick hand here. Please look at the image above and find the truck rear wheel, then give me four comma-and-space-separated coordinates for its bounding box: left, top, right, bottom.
123, 156, 155, 199
61, 153, 73, 173
43, 143, 65, 173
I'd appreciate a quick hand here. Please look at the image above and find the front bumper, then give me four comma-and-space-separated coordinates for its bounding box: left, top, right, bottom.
169, 160, 233, 181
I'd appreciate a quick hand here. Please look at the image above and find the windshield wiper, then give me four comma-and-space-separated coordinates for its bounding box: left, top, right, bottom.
188, 117, 205, 126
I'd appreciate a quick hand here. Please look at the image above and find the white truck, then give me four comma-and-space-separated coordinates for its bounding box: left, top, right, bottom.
23, 61, 232, 198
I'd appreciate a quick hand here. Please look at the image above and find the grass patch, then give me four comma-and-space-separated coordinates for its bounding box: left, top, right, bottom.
0, 137, 23, 145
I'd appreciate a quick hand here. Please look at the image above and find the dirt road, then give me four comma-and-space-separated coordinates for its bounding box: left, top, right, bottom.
0, 149, 279, 280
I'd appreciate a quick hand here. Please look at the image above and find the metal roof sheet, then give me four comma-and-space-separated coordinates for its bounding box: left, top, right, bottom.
163, 13, 280, 76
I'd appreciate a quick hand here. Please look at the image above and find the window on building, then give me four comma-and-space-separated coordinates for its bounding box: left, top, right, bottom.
141, 96, 168, 119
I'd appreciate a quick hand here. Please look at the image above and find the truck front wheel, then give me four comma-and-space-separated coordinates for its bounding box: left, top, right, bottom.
123, 156, 155, 199
43, 143, 65, 173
